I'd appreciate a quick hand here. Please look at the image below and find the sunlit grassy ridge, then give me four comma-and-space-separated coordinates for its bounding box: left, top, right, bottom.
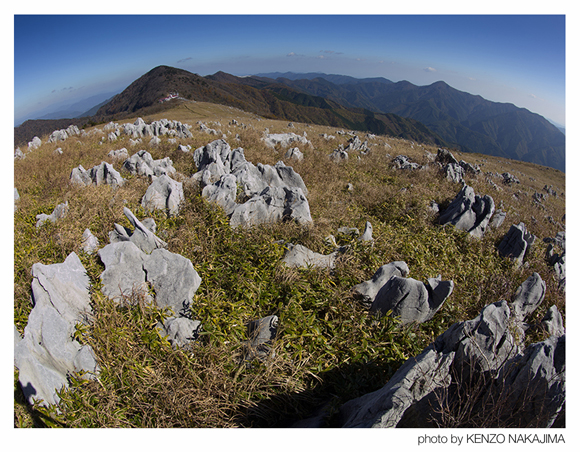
14, 101, 565, 427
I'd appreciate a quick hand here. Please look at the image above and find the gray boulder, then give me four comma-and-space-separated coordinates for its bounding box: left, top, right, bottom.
14, 187, 20, 211
438, 185, 495, 238
141, 174, 184, 216
263, 132, 311, 148
14, 253, 98, 406
284, 147, 304, 161
230, 186, 312, 228
36, 201, 68, 228
444, 163, 465, 183
352, 261, 409, 304
81, 229, 100, 254
392, 155, 421, 170
541, 305, 565, 337
498, 222, 535, 267
99, 241, 201, 318
108, 148, 129, 160
358, 221, 373, 242
122, 150, 175, 177
142, 248, 202, 315
370, 274, 454, 324
282, 244, 340, 270
201, 174, 239, 217
70, 162, 125, 188
436, 148, 459, 165
490, 210, 506, 228
328, 149, 349, 162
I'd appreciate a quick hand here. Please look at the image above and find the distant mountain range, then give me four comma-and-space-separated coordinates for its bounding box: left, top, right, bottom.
15, 66, 565, 172
255, 72, 565, 172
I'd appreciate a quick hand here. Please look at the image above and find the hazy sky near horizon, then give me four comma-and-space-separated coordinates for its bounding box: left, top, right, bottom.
13, 13, 566, 125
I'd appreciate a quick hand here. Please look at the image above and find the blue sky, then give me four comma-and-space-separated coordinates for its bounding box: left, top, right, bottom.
13, 12, 567, 126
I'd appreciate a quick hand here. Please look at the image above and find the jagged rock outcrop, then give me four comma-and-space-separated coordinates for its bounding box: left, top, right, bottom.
14, 253, 98, 406
141, 174, 184, 216
352, 261, 410, 304
193, 139, 312, 228
108, 148, 129, 160
444, 163, 465, 183
122, 149, 176, 177
70, 162, 125, 188
490, 210, 506, 228
263, 132, 311, 148
338, 274, 564, 428
353, 261, 453, 324
35, 201, 68, 228
284, 147, 304, 161
229, 186, 312, 228
498, 222, 536, 267
358, 221, 373, 242
108, 207, 167, 254
438, 184, 495, 238
121, 118, 193, 140
392, 155, 421, 170
47, 125, 81, 143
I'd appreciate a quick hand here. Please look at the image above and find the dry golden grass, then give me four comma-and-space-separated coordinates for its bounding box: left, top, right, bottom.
14, 100, 565, 427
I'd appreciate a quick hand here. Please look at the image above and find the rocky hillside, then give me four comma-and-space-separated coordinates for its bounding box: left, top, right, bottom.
14, 100, 565, 428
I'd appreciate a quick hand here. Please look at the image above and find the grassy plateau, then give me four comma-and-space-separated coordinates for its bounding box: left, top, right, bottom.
14, 100, 565, 428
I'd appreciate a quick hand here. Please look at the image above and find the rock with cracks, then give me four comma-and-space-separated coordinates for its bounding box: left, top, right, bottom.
498, 222, 536, 267
108, 207, 167, 254
141, 174, 184, 216
438, 184, 495, 238
14, 253, 98, 406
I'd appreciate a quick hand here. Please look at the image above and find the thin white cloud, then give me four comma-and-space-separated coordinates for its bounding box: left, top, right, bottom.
424, 67, 437, 73
529, 93, 537, 99
177, 57, 193, 63
468, 77, 476, 81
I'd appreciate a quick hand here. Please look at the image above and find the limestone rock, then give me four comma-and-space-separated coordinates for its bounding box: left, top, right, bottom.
282, 243, 340, 270
230, 186, 312, 228
141, 174, 184, 216
352, 261, 409, 304
157, 317, 202, 348
263, 132, 311, 148
142, 248, 202, 316
122, 149, 175, 177
392, 155, 421, 170
498, 222, 535, 266
81, 229, 100, 254
338, 276, 564, 428
358, 221, 373, 242
70, 162, 125, 188
284, 147, 304, 161
36, 201, 68, 228
14, 253, 98, 406
370, 274, 453, 324
108, 207, 167, 254
438, 185, 495, 238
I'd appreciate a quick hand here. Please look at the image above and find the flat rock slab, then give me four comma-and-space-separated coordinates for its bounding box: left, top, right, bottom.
14, 253, 98, 406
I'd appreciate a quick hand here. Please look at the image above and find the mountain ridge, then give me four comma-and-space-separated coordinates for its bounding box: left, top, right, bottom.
256, 73, 565, 171
14, 66, 565, 172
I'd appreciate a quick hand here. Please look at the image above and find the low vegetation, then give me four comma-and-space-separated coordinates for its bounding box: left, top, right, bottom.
14, 101, 565, 427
